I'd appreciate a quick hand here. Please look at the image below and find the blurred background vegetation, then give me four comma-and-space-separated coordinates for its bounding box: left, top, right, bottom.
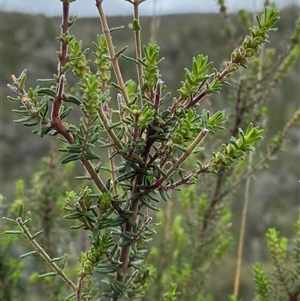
1, 3, 299, 300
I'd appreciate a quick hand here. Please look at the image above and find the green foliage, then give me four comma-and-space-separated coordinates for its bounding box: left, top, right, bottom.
141, 43, 163, 92
67, 38, 91, 78
210, 123, 263, 171
93, 34, 111, 82
2, 1, 299, 301
178, 54, 212, 99
253, 221, 300, 300
163, 283, 181, 301
2, 154, 80, 301
253, 263, 270, 300
147, 184, 233, 300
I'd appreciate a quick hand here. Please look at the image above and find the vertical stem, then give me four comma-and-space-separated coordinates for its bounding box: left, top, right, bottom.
109, 146, 118, 195
233, 152, 253, 297
95, 0, 130, 106
76, 276, 83, 301
111, 174, 144, 301
59, 4, 69, 75
104, 105, 118, 195
234, 22, 266, 296
52, 2, 69, 120
50, 1, 74, 144
133, 0, 144, 97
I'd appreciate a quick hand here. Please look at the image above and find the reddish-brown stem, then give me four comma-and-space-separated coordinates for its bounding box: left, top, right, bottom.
163, 163, 210, 190
185, 90, 207, 109
80, 159, 108, 193
127, 114, 141, 159
76, 276, 84, 301
52, 2, 70, 121
51, 2, 73, 142
289, 290, 300, 301
231, 78, 245, 137
59, 4, 70, 74
49, 2, 109, 196
115, 174, 144, 284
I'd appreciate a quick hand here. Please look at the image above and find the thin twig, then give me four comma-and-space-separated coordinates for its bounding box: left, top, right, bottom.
233, 152, 253, 297
52, 2, 69, 120
98, 105, 123, 150
16, 217, 77, 291
80, 159, 108, 193
76, 276, 84, 301
95, 0, 130, 106
132, 0, 144, 100
153, 129, 209, 188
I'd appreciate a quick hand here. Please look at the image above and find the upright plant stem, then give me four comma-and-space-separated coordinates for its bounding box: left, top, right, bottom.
133, 0, 144, 98
51, 2, 70, 132
53, 1, 108, 195
233, 152, 253, 297
95, 0, 130, 106
234, 24, 266, 295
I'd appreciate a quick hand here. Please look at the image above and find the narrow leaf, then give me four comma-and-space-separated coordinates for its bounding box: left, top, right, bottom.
38, 272, 57, 278
20, 251, 37, 258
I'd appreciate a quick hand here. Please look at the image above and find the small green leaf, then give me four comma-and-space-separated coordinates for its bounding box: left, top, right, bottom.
5, 230, 23, 235
121, 54, 137, 63
31, 230, 44, 240
64, 213, 83, 219
115, 46, 129, 58
111, 82, 122, 91
132, 19, 141, 31
96, 266, 117, 274
20, 251, 37, 258
76, 176, 92, 180
58, 255, 67, 269
3, 217, 16, 223
159, 189, 171, 202
13, 116, 33, 123
61, 154, 81, 164
38, 272, 57, 278
7, 96, 21, 102
19, 70, 27, 90
64, 95, 82, 105
59, 106, 73, 119
50, 256, 65, 263
36, 87, 56, 97
22, 118, 39, 126
17, 203, 24, 218
84, 152, 100, 160
116, 171, 136, 182
141, 197, 159, 211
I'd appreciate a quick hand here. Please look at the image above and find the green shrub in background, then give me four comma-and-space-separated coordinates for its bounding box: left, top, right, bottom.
2, 0, 300, 300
